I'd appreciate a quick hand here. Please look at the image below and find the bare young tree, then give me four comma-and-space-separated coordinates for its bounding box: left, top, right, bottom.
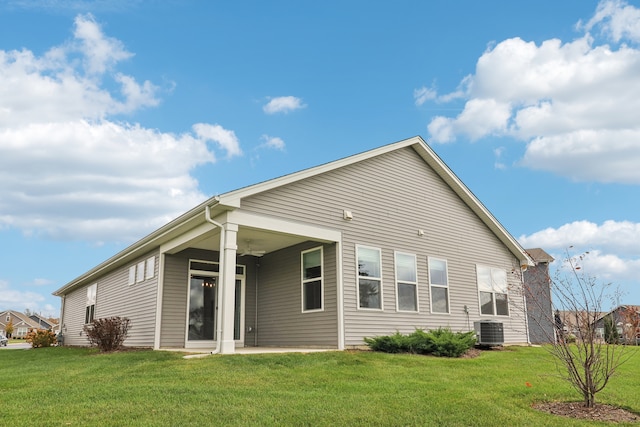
524, 248, 635, 408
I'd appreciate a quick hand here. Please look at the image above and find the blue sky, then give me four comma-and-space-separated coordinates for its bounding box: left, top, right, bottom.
1, 0, 639, 317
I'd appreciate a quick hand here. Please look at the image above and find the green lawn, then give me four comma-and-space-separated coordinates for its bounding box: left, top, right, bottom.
1, 346, 638, 426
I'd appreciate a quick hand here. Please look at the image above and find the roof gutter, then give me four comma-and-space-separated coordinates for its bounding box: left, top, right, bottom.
53, 196, 223, 297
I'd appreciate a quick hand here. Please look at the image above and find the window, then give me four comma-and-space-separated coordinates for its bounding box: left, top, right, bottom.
128, 266, 136, 285
85, 283, 97, 324
146, 256, 156, 279
357, 246, 382, 309
429, 257, 449, 313
477, 266, 509, 316
395, 252, 417, 312
301, 247, 323, 312
136, 260, 145, 283
129, 256, 156, 285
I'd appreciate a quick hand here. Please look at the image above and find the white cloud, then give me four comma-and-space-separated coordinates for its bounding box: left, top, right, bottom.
193, 123, 242, 158
413, 86, 437, 106
493, 147, 506, 170
0, 15, 242, 242
263, 96, 306, 114
423, 0, 640, 185
31, 278, 55, 287
519, 220, 640, 256
519, 220, 640, 287
0, 15, 159, 127
73, 13, 132, 75
260, 134, 285, 151
522, 130, 640, 183
0, 280, 48, 314
581, 0, 640, 43
0, 120, 215, 241
3, 0, 140, 13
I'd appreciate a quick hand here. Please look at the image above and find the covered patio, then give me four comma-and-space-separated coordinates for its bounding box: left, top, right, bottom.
155, 201, 344, 354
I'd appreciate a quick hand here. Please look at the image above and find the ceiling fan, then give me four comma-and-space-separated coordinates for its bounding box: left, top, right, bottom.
240, 240, 266, 257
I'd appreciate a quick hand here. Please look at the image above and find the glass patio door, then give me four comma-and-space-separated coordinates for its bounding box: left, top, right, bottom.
188, 276, 217, 342
187, 275, 243, 346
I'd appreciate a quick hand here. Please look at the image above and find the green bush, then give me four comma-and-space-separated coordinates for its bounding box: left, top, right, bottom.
423, 328, 476, 358
25, 329, 57, 348
406, 329, 433, 354
366, 328, 476, 358
364, 332, 410, 353
83, 316, 131, 352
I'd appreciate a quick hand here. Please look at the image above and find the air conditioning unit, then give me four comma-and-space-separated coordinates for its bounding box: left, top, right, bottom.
474, 321, 504, 346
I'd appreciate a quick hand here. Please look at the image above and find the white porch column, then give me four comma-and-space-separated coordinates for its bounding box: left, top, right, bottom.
219, 222, 238, 354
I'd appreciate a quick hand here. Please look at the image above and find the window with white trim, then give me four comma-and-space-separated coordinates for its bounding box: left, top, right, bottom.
301, 247, 323, 312
357, 246, 382, 309
429, 257, 449, 313
136, 260, 145, 283
129, 256, 156, 285
85, 283, 97, 324
477, 265, 509, 316
146, 256, 156, 279
128, 266, 136, 285
395, 252, 417, 312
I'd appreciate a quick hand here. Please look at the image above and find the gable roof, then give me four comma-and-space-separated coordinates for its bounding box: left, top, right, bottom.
526, 248, 554, 264
594, 305, 640, 324
29, 314, 57, 329
0, 310, 40, 328
54, 136, 533, 296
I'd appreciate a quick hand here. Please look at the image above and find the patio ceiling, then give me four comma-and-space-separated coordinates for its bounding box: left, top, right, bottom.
188, 226, 310, 257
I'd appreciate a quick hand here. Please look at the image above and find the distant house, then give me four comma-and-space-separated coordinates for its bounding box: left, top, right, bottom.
594, 305, 640, 343
523, 248, 555, 344
556, 310, 605, 341
53, 136, 534, 353
28, 314, 58, 331
0, 310, 40, 338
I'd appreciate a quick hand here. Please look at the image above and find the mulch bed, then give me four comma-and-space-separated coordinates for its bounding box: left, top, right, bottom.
533, 402, 639, 423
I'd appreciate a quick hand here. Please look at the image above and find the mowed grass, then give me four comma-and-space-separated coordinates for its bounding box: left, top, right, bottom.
1, 346, 638, 426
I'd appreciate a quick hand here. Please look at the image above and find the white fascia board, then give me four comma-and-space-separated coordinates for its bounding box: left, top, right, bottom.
159, 222, 218, 254
53, 201, 222, 296
226, 210, 342, 243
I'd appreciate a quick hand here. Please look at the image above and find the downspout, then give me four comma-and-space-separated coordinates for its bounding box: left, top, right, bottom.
60, 295, 66, 345
254, 261, 259, 347
205, 203, 225, 355
521, 261, 531, 345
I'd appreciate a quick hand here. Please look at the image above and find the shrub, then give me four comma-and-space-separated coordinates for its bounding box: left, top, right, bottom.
365, 328, 476, 358
364, 332, 410, 353
423, 328, 476, 358
83, 317, 131, 352
25, 329, 57, 348
406, 329, 433, 354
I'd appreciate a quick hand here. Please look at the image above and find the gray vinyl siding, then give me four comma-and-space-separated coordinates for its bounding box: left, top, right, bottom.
60, 286, 89, 346
61, 250, 160, 347
256, 241, 338, 347
159, 248, 259, 348
160, 249, 216, 348
241, 146, 528, 346
159, 253, 189, 348
242, 255, 258, 346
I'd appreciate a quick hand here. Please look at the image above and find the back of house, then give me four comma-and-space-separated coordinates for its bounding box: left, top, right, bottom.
54, 137, 532, 352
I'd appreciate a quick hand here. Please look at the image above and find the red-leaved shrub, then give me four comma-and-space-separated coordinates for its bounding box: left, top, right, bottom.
83, 317, 131, 352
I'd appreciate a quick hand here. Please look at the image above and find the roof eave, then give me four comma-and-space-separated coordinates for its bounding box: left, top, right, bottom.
53, 197, 225, 296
